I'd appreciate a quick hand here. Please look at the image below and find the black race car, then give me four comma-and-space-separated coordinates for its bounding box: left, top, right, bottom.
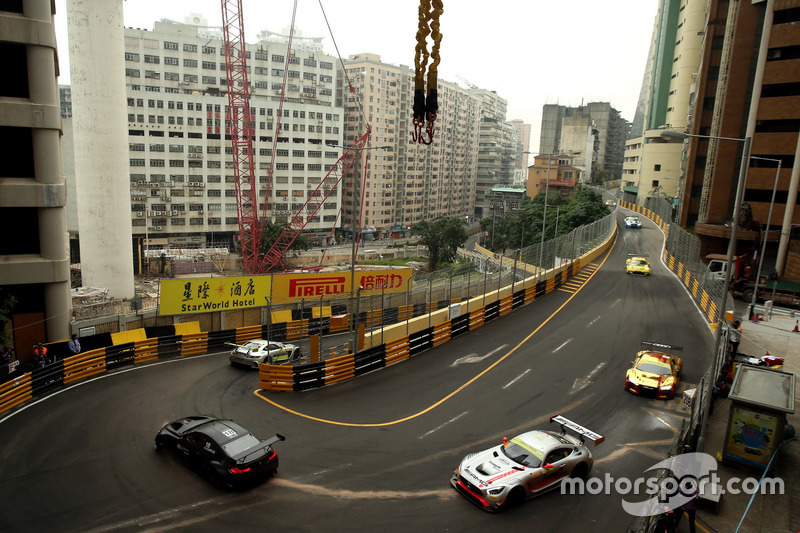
155, 416, 285, 488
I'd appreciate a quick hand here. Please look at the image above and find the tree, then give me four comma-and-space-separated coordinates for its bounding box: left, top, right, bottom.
258, 220, 310, 270
412, 217, 467, 271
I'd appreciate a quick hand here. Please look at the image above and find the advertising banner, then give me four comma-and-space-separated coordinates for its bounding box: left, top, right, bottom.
159, 268, 412, 315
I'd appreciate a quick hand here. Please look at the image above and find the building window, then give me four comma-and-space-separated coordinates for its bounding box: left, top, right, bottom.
164, 41, 178, 50
183, 43, 197, 52
654, 164, 661, 171
144, 55, 160, 64
125, 52, 140, 61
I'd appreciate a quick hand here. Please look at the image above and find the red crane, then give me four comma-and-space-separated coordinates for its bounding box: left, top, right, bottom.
221, 0, 372, 273
221, 0, 260, 274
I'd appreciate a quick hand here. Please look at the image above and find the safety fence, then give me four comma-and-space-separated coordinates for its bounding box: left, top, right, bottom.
256, 216, 619, 392
0, 209, 617, 412
258, 269, 579, 391
620, 195, 732, 532
620, 199, 730, 325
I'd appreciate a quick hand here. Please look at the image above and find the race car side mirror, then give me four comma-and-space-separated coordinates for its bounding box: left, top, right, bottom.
544, 463, 554, 469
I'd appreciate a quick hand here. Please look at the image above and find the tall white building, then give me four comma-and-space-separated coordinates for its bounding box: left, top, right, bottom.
63, 18, 345, 255
623, 0, 707, 200
340, 53, 482, 237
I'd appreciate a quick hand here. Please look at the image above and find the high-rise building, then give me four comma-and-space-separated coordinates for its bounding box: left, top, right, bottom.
510, 119, 532, 188
61, 19, 521, 250
539, 102, 630, 184
622, 0, 706, 201
677, 0, 800, 271
61, 18, 346, 255
339, 53, 482, 238
0, 0, 72, 350
473, 89, 516, 218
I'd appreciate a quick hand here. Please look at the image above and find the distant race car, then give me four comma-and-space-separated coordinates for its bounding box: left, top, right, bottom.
624, 216, 642, 228
229, 339, 301, 368
626, 254, 651, 275
625, 341, 684, 399
155, 416, 285, 488
451, 415, 604, 512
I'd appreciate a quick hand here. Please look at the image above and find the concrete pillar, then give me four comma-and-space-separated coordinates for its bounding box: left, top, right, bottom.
25, 0, 71, 341
66, 0, 134, 298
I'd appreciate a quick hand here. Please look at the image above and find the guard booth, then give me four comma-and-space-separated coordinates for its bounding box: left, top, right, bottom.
722, 365, 795, 471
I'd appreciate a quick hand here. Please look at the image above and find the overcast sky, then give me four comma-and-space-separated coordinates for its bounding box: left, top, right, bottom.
54, 0, 658, 151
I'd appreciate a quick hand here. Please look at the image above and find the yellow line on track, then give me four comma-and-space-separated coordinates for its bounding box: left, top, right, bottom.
254, 238, 618, 426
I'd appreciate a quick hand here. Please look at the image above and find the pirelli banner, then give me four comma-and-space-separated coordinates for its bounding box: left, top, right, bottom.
159, 268, 413, 315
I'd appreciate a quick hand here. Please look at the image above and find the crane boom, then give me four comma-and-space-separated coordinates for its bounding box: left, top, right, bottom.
257, 130, 371, 272
221, 0, 261, 274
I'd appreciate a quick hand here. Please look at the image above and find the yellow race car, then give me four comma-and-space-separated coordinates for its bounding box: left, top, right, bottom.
625, 342, 683, 399
626, 254, 651, 275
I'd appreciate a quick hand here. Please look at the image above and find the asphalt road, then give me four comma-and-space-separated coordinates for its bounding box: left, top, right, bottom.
0, 211, 715, 532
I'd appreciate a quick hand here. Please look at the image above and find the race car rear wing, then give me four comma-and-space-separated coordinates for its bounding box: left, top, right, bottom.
641, 341, 683, 354
627, 253, 649, 257
549, 415, 605, 446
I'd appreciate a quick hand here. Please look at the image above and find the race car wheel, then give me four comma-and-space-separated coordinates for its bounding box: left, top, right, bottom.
571, 463, 589, 480
503, 487, 525, 509
203, 465, 222, 488
154, 437, 164, 452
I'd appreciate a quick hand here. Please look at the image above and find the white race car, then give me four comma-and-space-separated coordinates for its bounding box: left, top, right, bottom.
451, 415, 604, 512
229, 339, 301, 368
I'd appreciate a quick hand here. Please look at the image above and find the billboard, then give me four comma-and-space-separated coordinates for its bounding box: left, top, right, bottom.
158, 268, 412, 315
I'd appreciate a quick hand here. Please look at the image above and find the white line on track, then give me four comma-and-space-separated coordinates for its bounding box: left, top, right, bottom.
553, 339, 572, 352
610, 298, 622, 307
419, 411, 468, 439
450, 344, 508, 366
587, 316, 601, 327
503, 369, 531, 389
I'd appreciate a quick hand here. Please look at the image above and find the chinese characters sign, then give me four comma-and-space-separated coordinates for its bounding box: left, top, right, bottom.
159, 268, 412, 315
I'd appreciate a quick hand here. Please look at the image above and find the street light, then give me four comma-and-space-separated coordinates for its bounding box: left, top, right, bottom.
547, 204, 561, 237
747, 156, 782, 318
539, 157, 554, 273
660, 129, 751, 450
522, 151, 557, 274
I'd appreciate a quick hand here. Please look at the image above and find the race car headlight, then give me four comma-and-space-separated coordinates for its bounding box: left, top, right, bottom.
488, 487, 505, 495
627, 376, 638, 386
659, 384, 674, 390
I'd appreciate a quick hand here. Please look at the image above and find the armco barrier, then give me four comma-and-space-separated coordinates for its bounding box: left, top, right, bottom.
619, 200, 724, 327
0, 374, 32, 413
2, 221, 618, 403
256, 223, 617, 392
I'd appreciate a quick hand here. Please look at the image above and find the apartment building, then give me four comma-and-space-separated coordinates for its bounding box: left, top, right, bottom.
539, 102, 629, 184
0, 0, 71, 349
341, 53, 483, 235
679, 0, 800, 268
473, 89, 516, 217
510, 119, 532, 188
623, 0, 707, 201
525, 154, 579, 199
61, 18, 345, 254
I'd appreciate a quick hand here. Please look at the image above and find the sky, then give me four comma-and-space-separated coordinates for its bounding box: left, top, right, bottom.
54, 0, 658, 151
